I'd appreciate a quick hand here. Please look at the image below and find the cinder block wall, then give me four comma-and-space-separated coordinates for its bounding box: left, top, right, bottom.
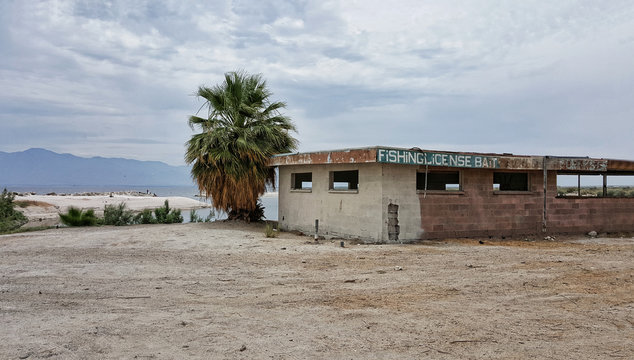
547, 198, 634, 234
418, 169, 545, 239
418, 169, 634, 239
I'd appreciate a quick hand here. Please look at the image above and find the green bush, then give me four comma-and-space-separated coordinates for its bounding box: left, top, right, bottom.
0, 188, 28, 233
153, 200, 183, 224
264, 223, 277, 238
59, 207, 98, 227
189, 209, 215, 223
103, 203, 134, 226
189, 209, 202, 223
131, 202, 183, 225
133, 209, 156, 224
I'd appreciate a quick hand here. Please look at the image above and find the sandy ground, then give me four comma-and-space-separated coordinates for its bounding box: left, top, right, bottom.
14, 194, 210, 227
0, 223, 632, 359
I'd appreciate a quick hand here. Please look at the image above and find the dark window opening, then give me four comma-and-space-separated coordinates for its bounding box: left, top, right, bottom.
291, 172, 312, 190
416, 171, 460, 191
493, 172, 529, 191
330, 170, 359, 190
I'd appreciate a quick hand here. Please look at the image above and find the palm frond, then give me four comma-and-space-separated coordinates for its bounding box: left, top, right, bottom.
185, 70, 299, 219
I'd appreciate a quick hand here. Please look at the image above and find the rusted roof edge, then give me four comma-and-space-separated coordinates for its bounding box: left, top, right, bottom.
270, 147, 379, 166
269, 146, 634, 172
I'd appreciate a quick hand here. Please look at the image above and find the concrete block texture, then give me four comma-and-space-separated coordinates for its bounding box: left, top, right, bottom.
279, 164, 634, 242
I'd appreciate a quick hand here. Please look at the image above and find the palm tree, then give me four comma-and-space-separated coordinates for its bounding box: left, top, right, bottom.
185, 71, 298, 221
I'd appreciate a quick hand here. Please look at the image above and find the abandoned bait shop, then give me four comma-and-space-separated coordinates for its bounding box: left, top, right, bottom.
269, 146, 634, 242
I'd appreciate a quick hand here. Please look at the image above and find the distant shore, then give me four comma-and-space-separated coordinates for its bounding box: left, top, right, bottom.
14, 193, 210, 228
14, 190, 160, 197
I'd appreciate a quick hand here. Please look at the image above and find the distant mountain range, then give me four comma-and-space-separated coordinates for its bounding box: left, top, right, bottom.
0, 148, 193, 186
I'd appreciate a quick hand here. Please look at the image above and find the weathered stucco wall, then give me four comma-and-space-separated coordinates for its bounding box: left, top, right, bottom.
278, 163, 428, 242
278, 163, 383, 240
378, 164, 423, 242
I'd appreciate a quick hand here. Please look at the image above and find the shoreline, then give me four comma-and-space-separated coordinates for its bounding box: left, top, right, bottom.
14, 190, 160, 197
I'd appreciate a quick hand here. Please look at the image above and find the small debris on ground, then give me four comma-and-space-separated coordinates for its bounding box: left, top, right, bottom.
588, 231, 598, 237
239, 345, 247, 352
394, 266, 403, 271
466, 264, 484, 269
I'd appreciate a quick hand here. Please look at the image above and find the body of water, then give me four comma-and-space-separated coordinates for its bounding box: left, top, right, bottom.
3, 184, 279, 221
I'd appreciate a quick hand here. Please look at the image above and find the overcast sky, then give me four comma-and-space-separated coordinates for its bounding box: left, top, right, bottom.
1, 0, 633, 166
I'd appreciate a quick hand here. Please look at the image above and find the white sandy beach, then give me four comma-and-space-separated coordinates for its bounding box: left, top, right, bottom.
15, 193, 210, 227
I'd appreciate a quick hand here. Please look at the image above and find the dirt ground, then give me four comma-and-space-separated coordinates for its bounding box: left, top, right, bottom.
1, 223, 632, 359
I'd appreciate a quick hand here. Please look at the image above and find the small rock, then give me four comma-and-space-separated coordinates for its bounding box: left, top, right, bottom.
301, 259, 306, 263
280, 247, 286, 250
239, 345, 247, 352
544, 236, 555, 241
588, 231, 598, 237
394, 266, 403, 271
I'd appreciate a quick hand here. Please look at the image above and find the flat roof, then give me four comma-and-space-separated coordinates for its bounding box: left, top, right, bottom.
270, 146, 634, 173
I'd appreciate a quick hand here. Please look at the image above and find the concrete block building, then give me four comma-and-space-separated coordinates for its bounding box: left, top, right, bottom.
270, 146, 634, 242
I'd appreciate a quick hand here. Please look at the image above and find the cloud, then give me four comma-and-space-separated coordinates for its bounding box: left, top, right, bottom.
1, 0, 634, 167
